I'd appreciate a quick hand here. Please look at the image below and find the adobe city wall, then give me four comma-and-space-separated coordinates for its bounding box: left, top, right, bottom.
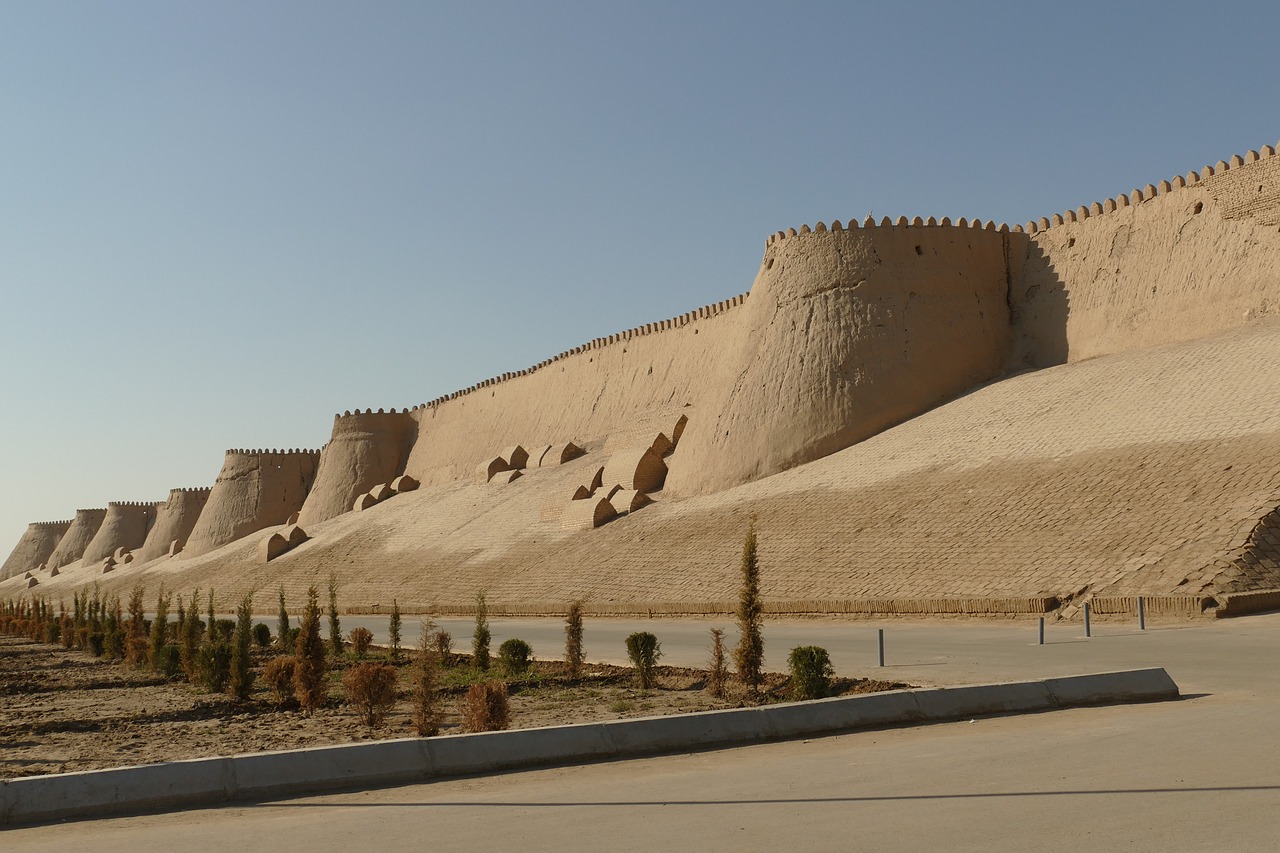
79, 502, 160, 567
668, 220, 1019, 495
298, 410, 417, 527
183, 450, 320, 558
0, 521, 71, 581
5, 137, 1280, 611
44, 509, 107, 571
135, 488, 213, 563
1013, 144, 1280, 367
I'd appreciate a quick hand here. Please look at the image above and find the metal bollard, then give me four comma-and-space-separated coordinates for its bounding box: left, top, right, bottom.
877, 628, 885, 667
1038, 617, 1045, 645
1083, 602, 1092, 638
1138, 596, 1146, 631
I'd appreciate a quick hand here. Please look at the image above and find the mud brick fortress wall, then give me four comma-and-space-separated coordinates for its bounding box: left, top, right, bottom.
6, 138, 1280, 618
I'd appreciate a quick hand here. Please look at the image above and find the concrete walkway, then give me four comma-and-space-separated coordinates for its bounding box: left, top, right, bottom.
8, 614, 1280, 851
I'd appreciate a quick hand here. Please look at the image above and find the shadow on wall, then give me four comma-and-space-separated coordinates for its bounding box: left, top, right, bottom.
1010, 241, 1070, 369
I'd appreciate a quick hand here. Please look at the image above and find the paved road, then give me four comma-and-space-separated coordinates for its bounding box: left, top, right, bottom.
9, 614, 1280, 851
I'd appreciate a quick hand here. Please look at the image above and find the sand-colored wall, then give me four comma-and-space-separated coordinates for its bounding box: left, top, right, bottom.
1012, 144, 1280, 367
135, 488, 212, 563
46, 509, 107, 570
183, 449, 320, 558
80, 502, 159, 566
667, 219, 1020, 495
298, 410, 417, 527
0, 521, 72, 580
403, 300, 747, 488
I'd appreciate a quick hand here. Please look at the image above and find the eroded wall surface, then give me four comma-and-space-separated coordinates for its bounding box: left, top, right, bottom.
45, 509, 107, 570
183, 450, 320, 558
298, 410, 417, 527
1012, 149, 1280, 367
669, 221, 1019, 495
135, 488, 212, 563
0, 521, 71, 580
80, 502, 159, 566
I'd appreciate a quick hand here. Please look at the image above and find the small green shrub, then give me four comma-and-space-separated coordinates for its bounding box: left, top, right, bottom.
343, 662, 399, 727
564, 600, 584, 679
294, 585, 328, 715
197, 643, 233, 693
707, 627, 727, 699
253, 623, 272, 648
625, 632, 661, 690
461, 681, 509, 732
349, 626, 374, 658
788, 645, 834, 700
497, 638, 533, 676
87, 631, 105, 657
156, 644, 183, 679
412, 632, 441, 737
215, 619, 236, 642
472, 592, 490, 670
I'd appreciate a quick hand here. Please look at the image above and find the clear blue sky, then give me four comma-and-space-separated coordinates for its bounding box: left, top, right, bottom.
2, 1, 1277, 551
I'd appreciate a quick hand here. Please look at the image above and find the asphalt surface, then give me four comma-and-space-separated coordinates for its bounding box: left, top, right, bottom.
8, 613, 1280, 851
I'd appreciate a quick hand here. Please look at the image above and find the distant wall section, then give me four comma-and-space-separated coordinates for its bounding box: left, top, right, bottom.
136, 488, 212, 563
183, 449, 320, 558
46, 509, 107, 570
0, 521, 72, 580
81, 502, 159, 566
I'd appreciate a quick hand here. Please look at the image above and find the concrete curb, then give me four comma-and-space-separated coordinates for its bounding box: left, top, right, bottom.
0, 668, 1178, 826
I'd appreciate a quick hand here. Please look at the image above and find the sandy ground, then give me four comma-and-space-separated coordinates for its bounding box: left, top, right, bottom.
0, 636, 907, 779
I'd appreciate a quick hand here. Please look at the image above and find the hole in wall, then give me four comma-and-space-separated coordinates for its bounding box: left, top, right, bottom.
1068, 238, 1076, 248
1193, 202, 1204, 214
914, 245, 923, 256
765, 257, 774, 269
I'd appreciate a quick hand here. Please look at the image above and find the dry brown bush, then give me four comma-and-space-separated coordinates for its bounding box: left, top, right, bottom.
348, 626, 374, 658
461, 681, 510, 732
343, 662, 398, 727
262, 656, 297, 705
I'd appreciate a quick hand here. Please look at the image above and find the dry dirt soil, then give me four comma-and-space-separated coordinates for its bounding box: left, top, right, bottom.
0, 636, 909, 779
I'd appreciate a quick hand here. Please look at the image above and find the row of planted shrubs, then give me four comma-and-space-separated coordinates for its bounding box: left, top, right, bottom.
0, 519, 840, 731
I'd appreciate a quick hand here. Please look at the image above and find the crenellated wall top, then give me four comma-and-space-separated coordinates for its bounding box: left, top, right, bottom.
30, 520, 73, 529
224, 448, 322, 457
169, 487, 213, 495
339, 290, 751, 417
106, 501, 163, 509
765, 215, 1013, 248
1012, 139, 1279, 235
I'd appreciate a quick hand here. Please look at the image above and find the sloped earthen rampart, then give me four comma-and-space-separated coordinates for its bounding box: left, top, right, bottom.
45, 509, 107, 570
135, 488, 213, 563
0, 521, 72, 580
183, 450, 320, 558
298, 410, 417, 527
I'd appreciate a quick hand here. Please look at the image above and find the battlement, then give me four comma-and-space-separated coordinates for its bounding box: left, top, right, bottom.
406, 291, 750, 413
106, 501, 162, 509
1014, 138, 1279, 234
169, 487, 212, 495
328, 291, 752, 419
334, 407, 415, 419
30, 520, 73, 529
766, 215, 1012, 247
73, 509, 107, 515
223, 448, 322, 457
